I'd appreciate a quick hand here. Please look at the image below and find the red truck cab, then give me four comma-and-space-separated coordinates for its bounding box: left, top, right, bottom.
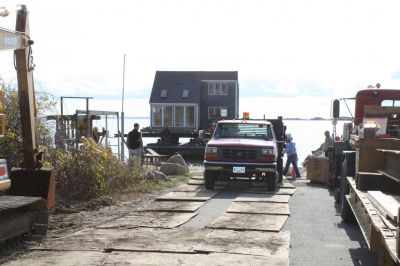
203, 119, 280, 190
354, 89, 400, 126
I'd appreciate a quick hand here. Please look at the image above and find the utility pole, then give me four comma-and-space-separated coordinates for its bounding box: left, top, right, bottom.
121, 54, 126, 161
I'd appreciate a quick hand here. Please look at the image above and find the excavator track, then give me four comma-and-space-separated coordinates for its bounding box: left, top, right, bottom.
0, 195, 48, 256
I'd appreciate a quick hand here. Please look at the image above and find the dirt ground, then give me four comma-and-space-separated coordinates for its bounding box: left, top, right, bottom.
48, 183, 186, 237
1, 166, 375, 266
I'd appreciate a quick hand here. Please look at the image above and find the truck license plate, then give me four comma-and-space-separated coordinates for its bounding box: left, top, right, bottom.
233, 167, 245, 173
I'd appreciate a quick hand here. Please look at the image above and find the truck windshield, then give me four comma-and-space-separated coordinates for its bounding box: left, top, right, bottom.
213, 123, 273, 140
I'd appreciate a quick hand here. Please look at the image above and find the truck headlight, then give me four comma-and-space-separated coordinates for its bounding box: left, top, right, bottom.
206, 146, 217, 153
261, 148, 275, 156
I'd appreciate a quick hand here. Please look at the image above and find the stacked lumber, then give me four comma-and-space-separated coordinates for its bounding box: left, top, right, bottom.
366, 191, 400, 223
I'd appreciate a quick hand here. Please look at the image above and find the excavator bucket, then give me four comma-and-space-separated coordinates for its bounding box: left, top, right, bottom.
7, 168, 56, 209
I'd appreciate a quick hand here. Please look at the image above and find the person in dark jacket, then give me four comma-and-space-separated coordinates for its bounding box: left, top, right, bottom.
127, 123, 143, 160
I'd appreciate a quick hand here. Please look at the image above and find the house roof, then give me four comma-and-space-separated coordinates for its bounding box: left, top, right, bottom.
149, 71, 238, 104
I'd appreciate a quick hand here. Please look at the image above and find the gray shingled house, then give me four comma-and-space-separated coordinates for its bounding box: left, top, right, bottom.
149, 71, 239, 132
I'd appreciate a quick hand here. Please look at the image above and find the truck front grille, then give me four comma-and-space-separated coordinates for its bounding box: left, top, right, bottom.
222, 148, 257, 160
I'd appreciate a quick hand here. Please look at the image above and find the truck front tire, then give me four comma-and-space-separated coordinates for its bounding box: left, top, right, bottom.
204, 170, 216, 190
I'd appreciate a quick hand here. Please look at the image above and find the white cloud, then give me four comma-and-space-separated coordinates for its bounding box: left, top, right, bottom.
1, 0, 400, 118
240, 95, 334, 119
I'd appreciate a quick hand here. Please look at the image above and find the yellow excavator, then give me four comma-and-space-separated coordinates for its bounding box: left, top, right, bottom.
0, 5, 55, 248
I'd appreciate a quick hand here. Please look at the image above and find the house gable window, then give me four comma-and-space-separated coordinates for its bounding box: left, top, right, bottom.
160, 89, 168, 98
208, 82, 229, 95
208, 106, 228, 119
181, 89, 190, 98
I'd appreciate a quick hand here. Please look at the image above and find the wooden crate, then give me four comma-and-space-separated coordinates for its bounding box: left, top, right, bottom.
352, 138, 400, 173
306, 156, 329, 184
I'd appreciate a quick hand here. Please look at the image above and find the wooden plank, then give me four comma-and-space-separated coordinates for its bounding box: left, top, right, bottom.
187, 179, 204, 185
207, 213, 288, 232
279, 182, 296, 189
4, 251, 106, 266
347, 177, 388, 252
145, 212, 198, 228
173, 184, 205, 192
235, 193, 291, 203
191, 175, 204, 180
378, 170, 400, 183
108, 228, 289, 262
146, 148, 160, 155
157, 191, 218, 201
367, 191, 400, 223
173, 184, 225, 192
37, 228, 129, 251
187, 179, 228, 186
95, 212, 155, 229
110, 227, 201, 253
96, 212, 197, 229
250, 181, 295, 189
136, 201, 206, 212
227, 202, 290, 215
356, 172, 395, 192
246, 187, 296, 195
104, 251, 288, 266
195, 230, 290, 257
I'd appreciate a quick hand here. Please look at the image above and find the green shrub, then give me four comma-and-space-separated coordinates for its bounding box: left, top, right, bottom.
49, 144, 141, 201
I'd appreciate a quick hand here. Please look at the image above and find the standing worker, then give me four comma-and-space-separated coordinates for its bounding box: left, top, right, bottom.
283, 134, 301, 179
92, 127, 100, 144
127, 123, 144, 162
323, 130, 334, 156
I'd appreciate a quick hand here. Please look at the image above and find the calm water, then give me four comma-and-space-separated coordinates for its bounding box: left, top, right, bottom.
94, 118, 348, 165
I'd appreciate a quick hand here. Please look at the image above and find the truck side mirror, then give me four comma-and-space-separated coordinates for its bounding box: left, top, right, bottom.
332, 99, 340, 119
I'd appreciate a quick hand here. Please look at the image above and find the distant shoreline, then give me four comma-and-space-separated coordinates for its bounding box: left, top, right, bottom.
123, 117, 150, 119
284, 117, 352, 121
122, 117, 353, 121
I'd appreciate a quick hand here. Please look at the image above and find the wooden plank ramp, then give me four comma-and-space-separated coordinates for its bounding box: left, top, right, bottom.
173, 184, 225, 192
187, 179, 229, 186
95, 212, 197, 229
251, 181, 296, 189
246, 187, 296, 196
106, 228, 290, 266
235, 193, 291, 203
136, 200, 206, 212
227, 201, 290, 215
194, 230, 290, 257
207, 213, 288, 232
157, 191, 218, 201
190, 175, 204, 180
104, 251, 288, 266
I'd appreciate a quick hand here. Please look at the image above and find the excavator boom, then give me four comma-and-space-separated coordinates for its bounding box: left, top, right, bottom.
0, 5, 55, 252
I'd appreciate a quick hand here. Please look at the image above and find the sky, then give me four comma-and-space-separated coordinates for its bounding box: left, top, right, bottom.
1, 0, 400, 119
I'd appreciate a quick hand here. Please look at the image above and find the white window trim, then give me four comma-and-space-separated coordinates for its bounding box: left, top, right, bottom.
150, 103, 198, 129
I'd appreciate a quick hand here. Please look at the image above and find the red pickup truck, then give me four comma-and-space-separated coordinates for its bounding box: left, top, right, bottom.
203, 119, 285, 190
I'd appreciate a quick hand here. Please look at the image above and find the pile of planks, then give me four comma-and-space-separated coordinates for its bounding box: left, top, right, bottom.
366, 191, 400, 224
